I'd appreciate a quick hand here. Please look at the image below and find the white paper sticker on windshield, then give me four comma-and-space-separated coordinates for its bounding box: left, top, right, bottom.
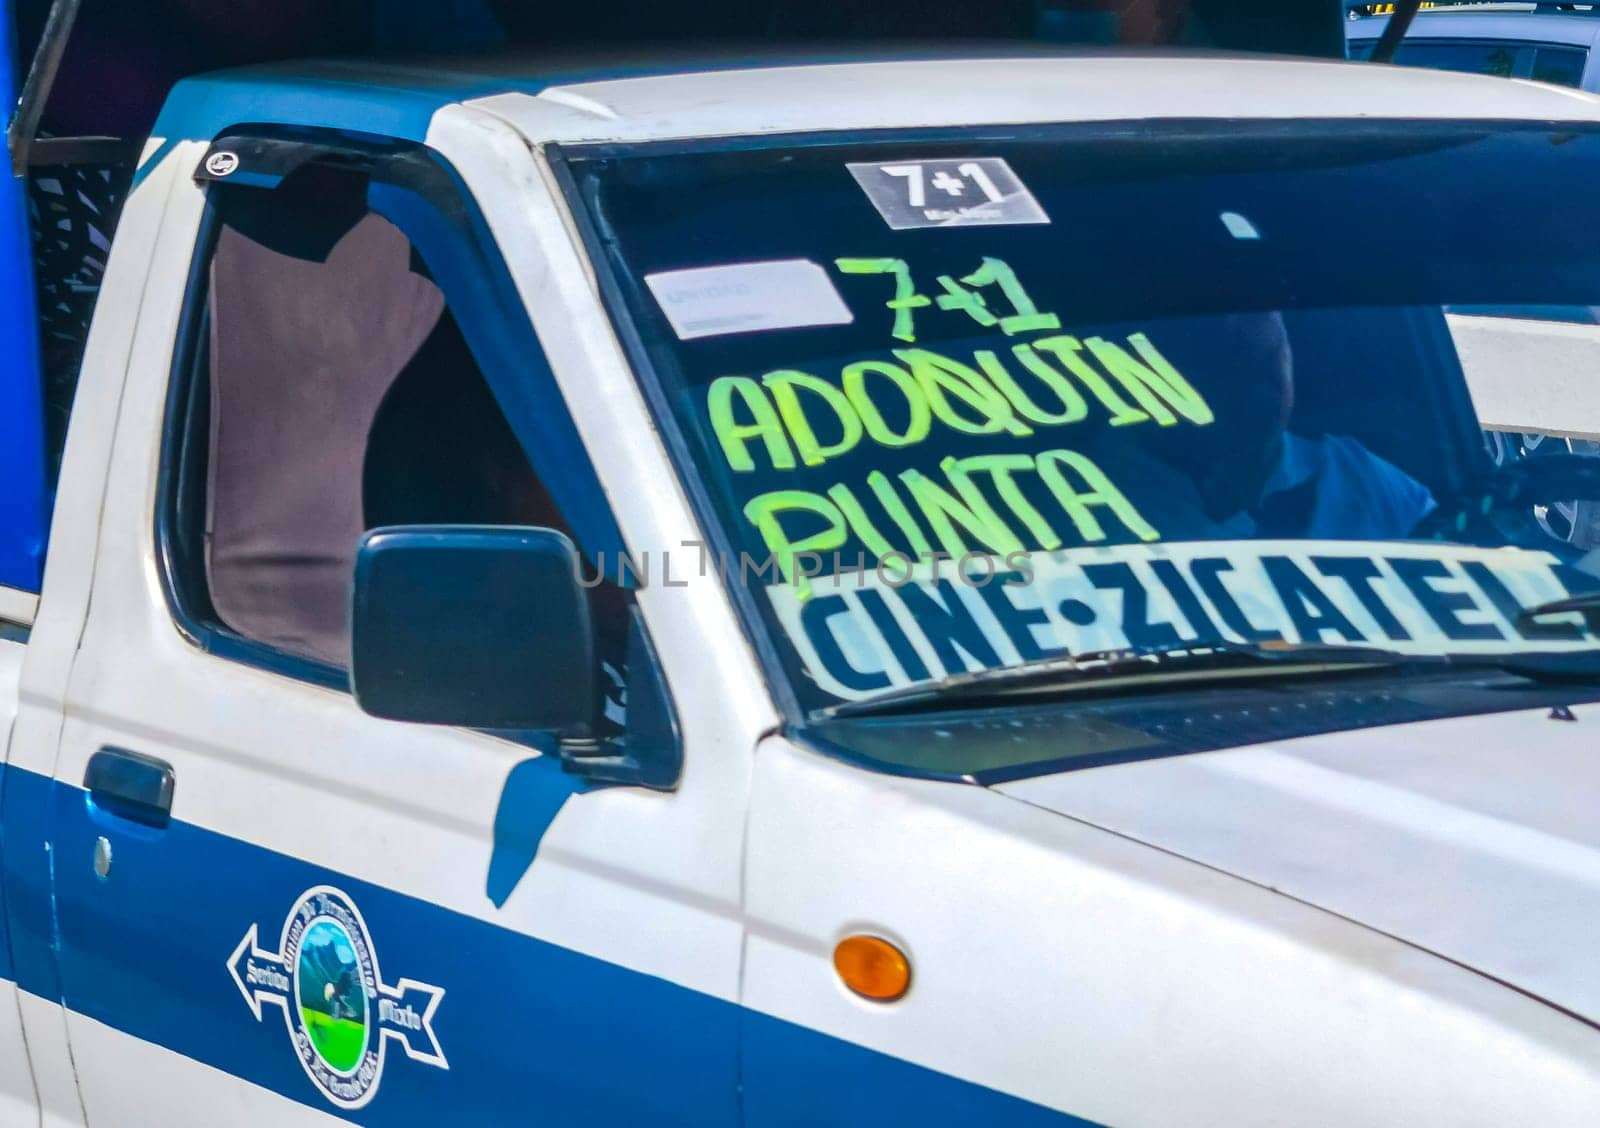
765, 541, 1591, 702
645, 259, 854, 341
848, 157, 1050, 230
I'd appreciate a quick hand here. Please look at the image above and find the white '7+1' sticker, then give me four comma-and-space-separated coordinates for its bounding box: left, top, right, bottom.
848, 157, 1050, 230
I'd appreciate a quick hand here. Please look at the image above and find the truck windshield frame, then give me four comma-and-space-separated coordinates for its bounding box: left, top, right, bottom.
553, 119, 1600, 725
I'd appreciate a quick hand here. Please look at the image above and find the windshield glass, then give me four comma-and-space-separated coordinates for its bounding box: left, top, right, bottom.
566, 121, 1600, 718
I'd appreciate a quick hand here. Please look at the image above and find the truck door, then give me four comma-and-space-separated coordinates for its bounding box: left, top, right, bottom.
0, 597, 47, 1126
43, 129, 757, 1124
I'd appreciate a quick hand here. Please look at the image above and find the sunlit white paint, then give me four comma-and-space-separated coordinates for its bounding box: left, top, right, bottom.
1453, 312, 1600, 439
467, 55, 1600, 146
1001, 704, 1600, 1027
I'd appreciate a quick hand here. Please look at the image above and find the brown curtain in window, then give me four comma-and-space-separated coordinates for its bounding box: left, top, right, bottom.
206, 212, 444, 667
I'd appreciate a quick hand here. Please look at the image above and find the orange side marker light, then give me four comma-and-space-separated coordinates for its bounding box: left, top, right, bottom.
834, 935, 911, 1002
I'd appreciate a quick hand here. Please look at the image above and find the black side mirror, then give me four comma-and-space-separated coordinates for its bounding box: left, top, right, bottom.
351, 526, 595, 732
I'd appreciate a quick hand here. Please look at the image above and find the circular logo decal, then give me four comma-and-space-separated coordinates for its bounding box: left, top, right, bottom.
284, 889, 380, 1107
204, 150, 240, 177
296, 918, 369, 1075
230, 884, 448, 1110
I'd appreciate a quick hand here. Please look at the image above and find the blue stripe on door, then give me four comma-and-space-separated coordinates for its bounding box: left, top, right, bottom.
1, 763, 1099, 1126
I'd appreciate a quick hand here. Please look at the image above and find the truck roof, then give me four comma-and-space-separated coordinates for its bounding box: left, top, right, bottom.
153, 51, 1600, 149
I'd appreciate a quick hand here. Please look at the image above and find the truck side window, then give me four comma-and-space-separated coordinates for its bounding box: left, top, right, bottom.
168, 163, 599, 678
203, 198, 437, 667
361, 312, 564, 531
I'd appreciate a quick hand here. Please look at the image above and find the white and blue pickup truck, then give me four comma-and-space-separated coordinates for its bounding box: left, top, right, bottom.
5, 49, 1600, 1127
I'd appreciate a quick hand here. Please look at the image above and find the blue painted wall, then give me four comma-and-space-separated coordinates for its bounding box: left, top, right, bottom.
0, 0, 49, 594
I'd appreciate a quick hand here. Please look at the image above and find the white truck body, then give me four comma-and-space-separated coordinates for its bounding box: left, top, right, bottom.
1, 53, 1599, 1126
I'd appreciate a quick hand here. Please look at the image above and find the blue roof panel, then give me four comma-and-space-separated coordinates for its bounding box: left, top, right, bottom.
152, 62, 549, 144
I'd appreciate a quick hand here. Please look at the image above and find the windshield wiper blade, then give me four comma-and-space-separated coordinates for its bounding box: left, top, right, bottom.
820, 640, 1413, 720
1516, 590, 1600, 633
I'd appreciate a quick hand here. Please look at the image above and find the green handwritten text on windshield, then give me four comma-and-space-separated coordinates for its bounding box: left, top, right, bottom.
707, 258, 1213, 594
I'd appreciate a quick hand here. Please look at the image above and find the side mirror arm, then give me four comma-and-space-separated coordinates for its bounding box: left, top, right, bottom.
558, 607, 682, 792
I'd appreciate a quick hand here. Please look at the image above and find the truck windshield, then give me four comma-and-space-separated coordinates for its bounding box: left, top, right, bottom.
565, 121, 1600, 717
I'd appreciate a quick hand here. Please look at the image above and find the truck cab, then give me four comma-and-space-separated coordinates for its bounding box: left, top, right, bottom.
3, 51, 1600, 1126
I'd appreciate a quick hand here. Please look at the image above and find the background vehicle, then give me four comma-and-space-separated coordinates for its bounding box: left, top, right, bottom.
1347, 1, 1600, 88
1457, 305, 1600, 547
1345, 0, 1600, 548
